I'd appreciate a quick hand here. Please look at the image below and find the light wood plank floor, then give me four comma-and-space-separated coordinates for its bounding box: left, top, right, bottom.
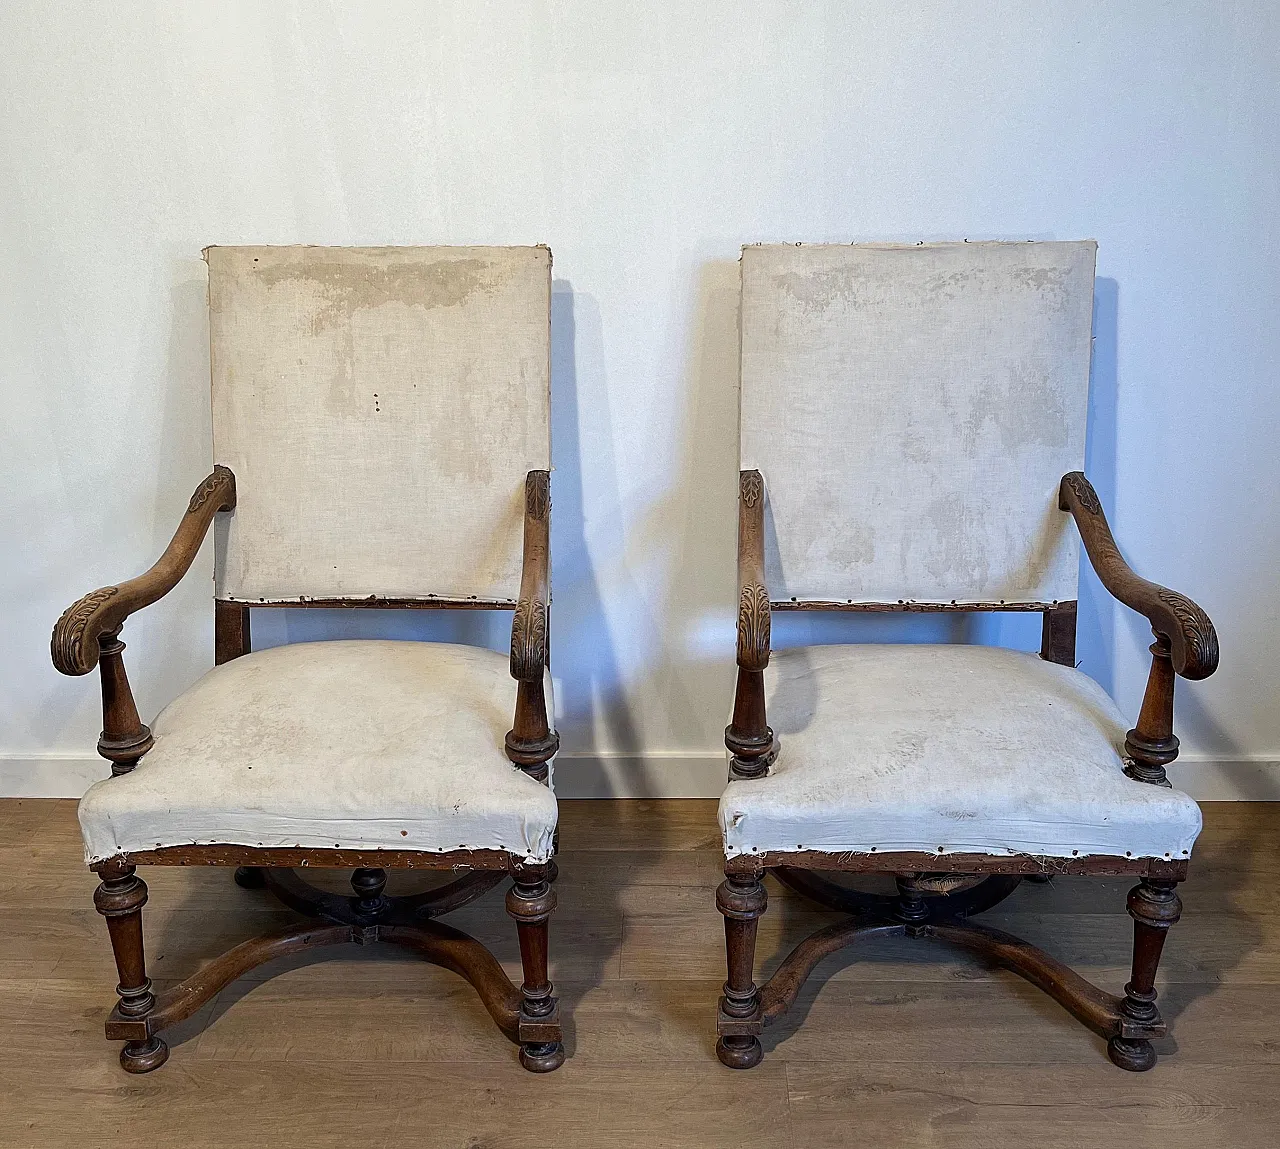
3, 799, 1278, 1148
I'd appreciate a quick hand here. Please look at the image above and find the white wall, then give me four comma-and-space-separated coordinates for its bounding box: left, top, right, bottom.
3, 2, 1277, 797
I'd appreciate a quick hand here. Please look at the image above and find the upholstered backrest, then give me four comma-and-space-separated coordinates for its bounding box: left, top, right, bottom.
207, 246, 551, 603
740, 241, 1096, 606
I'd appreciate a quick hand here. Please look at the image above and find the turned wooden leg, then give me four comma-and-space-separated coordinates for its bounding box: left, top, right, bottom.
94, 863, 168, 1072
96, 631, 153, 775
351, 867, 389, 919
1109, 878, 1182, 1071
725, 669, 775, 780
716, 871, 767, 1069
1125, 634, 1178, 787
506, 866, 564, 1072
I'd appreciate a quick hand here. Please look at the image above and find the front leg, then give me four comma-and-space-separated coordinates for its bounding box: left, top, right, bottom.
716, 866, 768, 1068
506, 864, 565, 1072
1109, 878, 1183, 1071
94, 861, 168, 1072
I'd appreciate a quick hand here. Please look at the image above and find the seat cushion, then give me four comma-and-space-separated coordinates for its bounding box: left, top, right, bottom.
79, 640, 557, 864
719, 645, 1201, 862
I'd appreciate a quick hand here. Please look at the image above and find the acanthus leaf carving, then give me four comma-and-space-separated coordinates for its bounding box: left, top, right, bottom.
737, 583, 771, 671
188, 465, 236, 516
1156, 587, 1219, 679
511, 596, 547, 681
525, 471, 550, 521
741, 470, 764, 510
51, 585, 119, 676
1062, 472, 1102, 516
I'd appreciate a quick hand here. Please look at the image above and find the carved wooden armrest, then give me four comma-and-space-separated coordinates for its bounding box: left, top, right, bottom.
736, 470, 770, 673
727, 470, 774, 780
1059, 472, 1218, 680
52, 466, 237, 676
506, 470, 557, 781
510, 471, 551, 683
1059, 471, 1219, 787
49, 466, 237, 773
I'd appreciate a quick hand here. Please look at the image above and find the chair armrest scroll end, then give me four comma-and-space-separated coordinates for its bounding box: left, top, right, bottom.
736, 584, 771, 673
736, 470, 770, 672
511, 470, 551, 682
510, 596, 548, 682
1059, 471, 1218, 679
1154, 589, 1219, 680
51, 587, 123, 676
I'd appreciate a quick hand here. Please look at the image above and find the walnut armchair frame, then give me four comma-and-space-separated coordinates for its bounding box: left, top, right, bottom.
53, 467, 564, 1074
718, 468, 1218, 1072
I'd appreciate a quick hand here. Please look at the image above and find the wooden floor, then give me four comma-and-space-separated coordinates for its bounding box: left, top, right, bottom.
3, 799, 1279, 1148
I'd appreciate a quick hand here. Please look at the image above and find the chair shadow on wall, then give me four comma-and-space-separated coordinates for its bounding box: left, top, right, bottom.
541, 280, 642, 1050
1093, 274, 1261, 1044
628, 259, 749, 1055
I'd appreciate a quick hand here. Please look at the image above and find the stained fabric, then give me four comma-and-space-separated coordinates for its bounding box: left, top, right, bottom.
79, 640, 558, 864
720, 645, 1201, 861
740, 241, 1096, 605
208, 245, 552, 603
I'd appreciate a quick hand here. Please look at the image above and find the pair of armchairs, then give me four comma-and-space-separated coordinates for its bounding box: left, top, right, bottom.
53, 242, 1216, 1076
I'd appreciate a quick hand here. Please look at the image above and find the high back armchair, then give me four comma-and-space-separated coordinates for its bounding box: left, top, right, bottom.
716, 241, 1218, 1071
52, 245, 565, 1073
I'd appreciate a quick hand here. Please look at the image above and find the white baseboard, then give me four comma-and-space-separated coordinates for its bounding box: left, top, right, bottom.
553, 753, 728, 798
0, 754, 111, 798
1166, 756, 1280, 801
4, 751, 1279, 801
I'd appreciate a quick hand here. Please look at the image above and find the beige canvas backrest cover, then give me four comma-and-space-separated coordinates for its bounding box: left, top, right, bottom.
207, 246, 551, 603
739, 241, 1096, 606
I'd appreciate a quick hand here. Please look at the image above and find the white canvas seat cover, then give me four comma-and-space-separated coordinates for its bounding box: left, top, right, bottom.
719, 645, 1202, 861
79, 641, 558, 864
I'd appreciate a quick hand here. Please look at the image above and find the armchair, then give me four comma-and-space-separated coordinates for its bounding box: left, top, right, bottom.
53, 245, 565, 1073
716, 240, 1218, 1073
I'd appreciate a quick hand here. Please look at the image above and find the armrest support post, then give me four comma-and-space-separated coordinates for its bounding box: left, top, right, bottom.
726, 471, 775, 780
51, 466, 237, 776
1125, 635, 1178, 787
97, 629, 153, 774
506, 471, 558, 781
1059, 471, 1217, 788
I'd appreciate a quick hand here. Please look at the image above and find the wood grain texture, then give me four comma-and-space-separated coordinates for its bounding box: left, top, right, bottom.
1060, 470, 1218, 679
726, 470, 776, 781
5, 799, 1280, 1146
505, 469, 559, 781
735, 469, 770, 672
51, 467, 236, 676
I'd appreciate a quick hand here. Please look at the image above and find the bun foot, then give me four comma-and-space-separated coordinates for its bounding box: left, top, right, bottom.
234, 866, 266, 889
1108, 1035, 1157, 1072
120, 1036, 169, 1074
717, 1035, 763, 1069
519, 1041, 565, 1073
